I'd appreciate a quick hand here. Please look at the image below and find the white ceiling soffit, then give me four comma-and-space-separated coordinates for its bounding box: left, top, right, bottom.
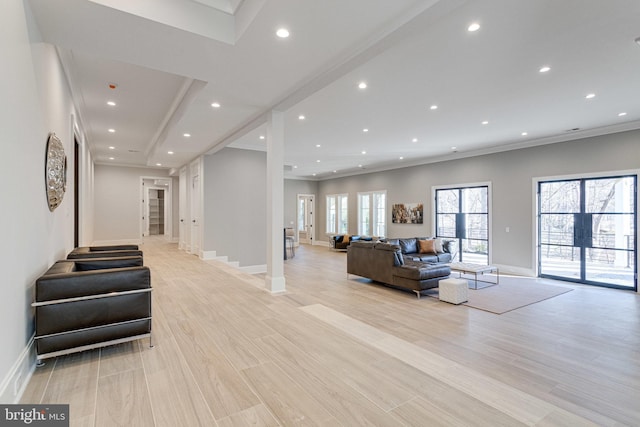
88, 0, 265, 44
191, 0, 245, 15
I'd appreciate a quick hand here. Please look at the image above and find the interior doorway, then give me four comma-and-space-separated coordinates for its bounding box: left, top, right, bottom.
147, 188, 165, 235
297, 194, 314, 245
140, 177, 172, 240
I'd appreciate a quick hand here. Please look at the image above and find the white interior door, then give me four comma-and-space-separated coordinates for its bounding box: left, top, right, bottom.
190, 165, 201, 256
297, 194, 314, 244
179, 167, 188, 250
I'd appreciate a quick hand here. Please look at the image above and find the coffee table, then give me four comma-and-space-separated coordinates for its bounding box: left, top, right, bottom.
449, 262, 499, 289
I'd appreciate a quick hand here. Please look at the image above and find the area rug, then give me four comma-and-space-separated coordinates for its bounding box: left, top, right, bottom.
428, 276, 573, 314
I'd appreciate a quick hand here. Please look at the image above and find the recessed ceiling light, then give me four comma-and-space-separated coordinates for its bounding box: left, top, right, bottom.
430, 105, 438, 110
107, 101, 116, 106
451, 146, 457, 151
312, 173, 317, 177
168, 151, 174, 155
412, 138, 418, 143
293, 165, 298, 169
362, 128, 368, 132
333, 170, 337, 173
316, 144, 321, 148
539, 66, 551, 73
358, 82, 367, 89
358, 164, 363, 168
183, 133, 191, 137
316, 159, 320, 163
618, 112, 627, 117
156, 163, 162, 166
482, 120, 489, 125
298, 115, 305, 120
399, 156, 404, 160
211, 102, 221, 108
521, 132, 528, 136
259, 135, 265, 140
108, 146, 115, 150
276, 28, 290, 38
109, 157, 114, 160
108, 128, 115, 133
361, 150, 366, 155
585, 93, 596, 99
468, 22, 480, 32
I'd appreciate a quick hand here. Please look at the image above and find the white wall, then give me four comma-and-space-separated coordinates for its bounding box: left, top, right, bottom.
0, 0, 81, 402
94, 164, 177, 243
203, 148, 267, 267
318, 130, 640, 279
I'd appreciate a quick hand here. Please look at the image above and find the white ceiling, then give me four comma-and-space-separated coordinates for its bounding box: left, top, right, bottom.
27, 0, 640, 179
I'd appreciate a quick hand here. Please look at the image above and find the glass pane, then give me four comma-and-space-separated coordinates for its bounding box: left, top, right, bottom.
437, 189, 458, 213
437, 214, 456, 237
586, 248, 635, 288
339, 195, 348, 234
374, 192, 386, 237
465, 214, 487, 239
298, 199, 305, 228
326, 197, 336, 233
462, 187, 487, 213
540, 214, 574, 245
540, 244, 582, 279
586, 177, 635, 214
540, 181, 580, 213
461, 239, 488, 264
592, 213, 634, 250
359, 194, 370, 235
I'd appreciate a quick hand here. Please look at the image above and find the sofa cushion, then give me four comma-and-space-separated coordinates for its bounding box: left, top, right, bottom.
412, 254, 439, 263
418, 239, 436, 254
393, 261, 450, 280
399, 238, 418, 254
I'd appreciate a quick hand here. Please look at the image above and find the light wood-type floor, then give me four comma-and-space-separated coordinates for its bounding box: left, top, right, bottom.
21, 239, 640, 426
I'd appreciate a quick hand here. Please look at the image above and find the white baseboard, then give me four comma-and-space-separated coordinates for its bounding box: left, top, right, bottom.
492, 263, 535, 277
240, 264, 267, 274
0, 336, 36, 404
201, 250, 217, 260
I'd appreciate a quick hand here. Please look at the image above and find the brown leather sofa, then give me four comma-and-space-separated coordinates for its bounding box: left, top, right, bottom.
330, 235, 374, 251
33, 256, 152, 361
67, 245, 143, 260
347, 241, 451, 298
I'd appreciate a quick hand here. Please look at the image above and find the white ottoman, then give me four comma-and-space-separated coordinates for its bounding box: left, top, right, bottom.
439, 278, 468, 304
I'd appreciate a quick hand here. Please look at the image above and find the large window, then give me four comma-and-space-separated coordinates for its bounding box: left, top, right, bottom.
326, 194, 348, 234
358, 190, 386, 237
435, 185, 490, 264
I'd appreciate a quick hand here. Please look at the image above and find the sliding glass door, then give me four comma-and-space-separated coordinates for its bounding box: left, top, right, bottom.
435, 186, 489, 264
538, 176, 637, 290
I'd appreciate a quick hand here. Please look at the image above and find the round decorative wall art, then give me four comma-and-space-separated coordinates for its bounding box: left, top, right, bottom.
45, 132, 67, 212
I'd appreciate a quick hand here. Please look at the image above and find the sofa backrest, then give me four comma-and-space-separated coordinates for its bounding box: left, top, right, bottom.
347, 241, 408, 285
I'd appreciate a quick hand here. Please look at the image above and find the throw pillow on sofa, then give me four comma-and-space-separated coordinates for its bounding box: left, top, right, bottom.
418, 239, 437, 254
399, 238, 418, 254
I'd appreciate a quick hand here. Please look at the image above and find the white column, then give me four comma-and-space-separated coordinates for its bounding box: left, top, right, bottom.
266, 110, 286, 293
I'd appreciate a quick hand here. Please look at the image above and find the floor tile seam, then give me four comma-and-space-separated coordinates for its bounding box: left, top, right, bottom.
136, 340, 160, 427
301, 303, 598, 427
